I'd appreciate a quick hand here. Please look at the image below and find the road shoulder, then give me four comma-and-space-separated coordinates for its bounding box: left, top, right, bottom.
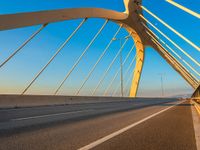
191, 101, 200, 150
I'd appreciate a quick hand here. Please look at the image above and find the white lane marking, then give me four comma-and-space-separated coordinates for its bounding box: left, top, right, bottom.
12, 109, 93, 121
78, 100, 185, 150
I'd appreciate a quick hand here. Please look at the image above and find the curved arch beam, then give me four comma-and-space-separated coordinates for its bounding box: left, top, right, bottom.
0, 0, 197, 96
119, 24, 145, 97
0, 0, 145, 98
0, 8, 127, 31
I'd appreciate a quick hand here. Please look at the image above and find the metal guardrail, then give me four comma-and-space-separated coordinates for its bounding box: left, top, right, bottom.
192, 84, 200, 98
191, 99, 200, 115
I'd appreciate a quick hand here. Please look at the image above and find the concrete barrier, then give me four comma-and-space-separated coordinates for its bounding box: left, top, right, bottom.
0, 94, 178, 109
0, 95, 132, 109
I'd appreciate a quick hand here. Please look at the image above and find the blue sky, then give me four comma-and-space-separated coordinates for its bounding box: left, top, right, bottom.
0, 0, 199, 97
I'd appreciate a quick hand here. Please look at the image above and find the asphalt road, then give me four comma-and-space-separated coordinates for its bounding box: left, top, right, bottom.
0, 98, 197, 150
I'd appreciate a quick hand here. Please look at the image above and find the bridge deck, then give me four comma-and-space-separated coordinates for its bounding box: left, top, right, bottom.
0, 99, 198, 150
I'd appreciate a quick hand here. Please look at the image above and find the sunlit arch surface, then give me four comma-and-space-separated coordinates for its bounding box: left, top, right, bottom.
0, 0, 199, 97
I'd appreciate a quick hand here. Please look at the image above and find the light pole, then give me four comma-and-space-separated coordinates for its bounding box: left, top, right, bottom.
158, 73, 165, 97
112, 35, 130, 97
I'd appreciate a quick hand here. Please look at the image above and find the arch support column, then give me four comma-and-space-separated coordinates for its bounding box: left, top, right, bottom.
129, 34, 144, 97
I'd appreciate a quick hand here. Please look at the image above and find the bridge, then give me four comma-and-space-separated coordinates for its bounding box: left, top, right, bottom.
0, 0, 200, 149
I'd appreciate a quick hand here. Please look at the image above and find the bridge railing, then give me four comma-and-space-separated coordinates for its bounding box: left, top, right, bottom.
191, 89, 200, 115
192, 84, 200, 101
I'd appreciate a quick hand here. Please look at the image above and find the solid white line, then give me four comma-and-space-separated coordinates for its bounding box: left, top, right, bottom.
78, 100, 185, 150
12, 109, 93, 121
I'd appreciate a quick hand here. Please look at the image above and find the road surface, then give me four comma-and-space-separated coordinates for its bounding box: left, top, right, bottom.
0, 98, 197, 150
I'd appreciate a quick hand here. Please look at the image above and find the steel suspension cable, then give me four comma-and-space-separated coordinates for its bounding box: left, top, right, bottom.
150, 36, 199, 86
92, 33, 131, 96
165, 43, 200, 78
142, 23, 200, 78
103, 44, 135, 96
54, 19, 108, 95
75, 24, 122, 95
0, 24, 47, 69
149, 31, 198, 84
164, 44, 199, 80
166, 0, 200, 19
112, 54, 137, 96
139, 15, 200, 67
153, 39, 199, 88
141, 6, 200, 52
21, 19, 87, 95
145, 29, 199, 82
124, 69, 135, 96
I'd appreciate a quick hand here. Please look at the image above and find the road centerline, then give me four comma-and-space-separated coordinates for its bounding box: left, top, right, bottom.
11, 109, 94, 121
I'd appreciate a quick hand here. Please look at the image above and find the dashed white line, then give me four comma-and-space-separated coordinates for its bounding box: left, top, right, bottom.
12, 109, 93, 121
